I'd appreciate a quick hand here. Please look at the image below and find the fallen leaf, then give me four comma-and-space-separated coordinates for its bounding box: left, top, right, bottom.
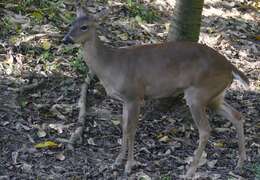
87, 138, 96, 145
99, 35, 111, 43
207, 160, 218, 168
50, 104, 67, 120
21, 163, 32, 173
213, 141, 225, 148
215, 127, 230, 132
37, 129, 47, 138
49, 123, 64, 134
34, 141, 59, 149
169, 127, 179, 135
111, 118, 120, 126
118, 33, 128, 41
159, 135, 170, 142
55, 153, 65, 161
41, 39, 51, 50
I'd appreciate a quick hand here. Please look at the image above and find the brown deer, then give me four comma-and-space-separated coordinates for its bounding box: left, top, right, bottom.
63, 7, 248, 178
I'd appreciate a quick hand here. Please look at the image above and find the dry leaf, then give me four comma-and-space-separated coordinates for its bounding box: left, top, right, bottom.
50, 104, 67, 120
87, 138, 96, 145
159, 135, 170, 142
118, 33, 128, 41
56, 153, 65, 161
37, 129, 47, 138
21, 163, 32, 173
213, 141, 225, 148
99, 36, 111, 43
207, 160, 218, 168
169, 127, 179, 135
49, 123, 64, 134
111, 118, 120, 126
41, 39, 51, 50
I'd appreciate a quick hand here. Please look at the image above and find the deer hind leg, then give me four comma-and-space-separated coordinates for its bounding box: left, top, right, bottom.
184, 88, 212, 177
210, 94, 246, 169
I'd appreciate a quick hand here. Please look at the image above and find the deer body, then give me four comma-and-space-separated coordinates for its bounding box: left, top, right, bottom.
63, 14, 248, 178
82, 28, 235, 101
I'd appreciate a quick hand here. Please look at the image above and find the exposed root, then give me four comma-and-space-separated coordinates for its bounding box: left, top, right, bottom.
13, 78, 45, 94
67, 73, 95, 149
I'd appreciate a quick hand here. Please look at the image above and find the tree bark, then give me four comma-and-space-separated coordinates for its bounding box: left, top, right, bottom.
168, 0, 204, 42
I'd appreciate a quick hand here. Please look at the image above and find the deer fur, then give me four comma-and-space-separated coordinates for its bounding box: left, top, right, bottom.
63, 10, 248, 178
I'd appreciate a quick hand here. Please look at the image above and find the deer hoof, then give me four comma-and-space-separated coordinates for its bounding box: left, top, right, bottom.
124, 160, 138, 175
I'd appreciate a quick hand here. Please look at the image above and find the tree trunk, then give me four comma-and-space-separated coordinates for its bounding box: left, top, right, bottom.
168, 0, 204, 42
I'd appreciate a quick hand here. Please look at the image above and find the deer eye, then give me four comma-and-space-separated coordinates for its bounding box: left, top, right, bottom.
80, 25, 88, 31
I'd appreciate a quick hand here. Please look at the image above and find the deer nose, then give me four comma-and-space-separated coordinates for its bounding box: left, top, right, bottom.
62, 35, 74, 44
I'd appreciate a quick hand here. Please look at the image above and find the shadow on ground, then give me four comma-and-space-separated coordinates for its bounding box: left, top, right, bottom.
0, 73, 259, 179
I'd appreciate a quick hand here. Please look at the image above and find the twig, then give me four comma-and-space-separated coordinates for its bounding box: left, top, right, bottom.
228, 171, 245, 180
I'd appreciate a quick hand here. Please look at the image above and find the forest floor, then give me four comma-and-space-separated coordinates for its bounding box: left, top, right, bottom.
0, 0, 259, 179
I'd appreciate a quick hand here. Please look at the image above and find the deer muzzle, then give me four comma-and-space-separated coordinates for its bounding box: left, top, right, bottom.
62, 34, 74, 44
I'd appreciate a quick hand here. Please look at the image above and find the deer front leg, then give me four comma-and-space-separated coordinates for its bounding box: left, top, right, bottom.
113, 119, 127, 168
118, 100, 140, 175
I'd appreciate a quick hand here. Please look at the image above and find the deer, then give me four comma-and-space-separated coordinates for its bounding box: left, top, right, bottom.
62, 5, 249, 178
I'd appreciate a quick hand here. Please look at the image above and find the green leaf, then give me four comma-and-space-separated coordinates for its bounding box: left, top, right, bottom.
41, 39, 51, 50
31, 11, 44, 23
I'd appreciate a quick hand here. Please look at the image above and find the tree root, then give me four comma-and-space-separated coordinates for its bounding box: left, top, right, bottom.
67, 73, 94, 150
13, 78, 45, 94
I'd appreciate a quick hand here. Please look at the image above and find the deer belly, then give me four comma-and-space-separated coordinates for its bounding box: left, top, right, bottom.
101, 80, 124, 100
145, 85, 183, 99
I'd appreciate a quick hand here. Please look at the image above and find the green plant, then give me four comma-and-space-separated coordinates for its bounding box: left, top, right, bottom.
251, 163, 260, 179
62, 46, 77, 55
0, 17, 20, 37
161, 175, 171, 180
125, 0, 159, 23
10, 0, 68, 25
40, 51, 54, 62
69, 50, 88, 75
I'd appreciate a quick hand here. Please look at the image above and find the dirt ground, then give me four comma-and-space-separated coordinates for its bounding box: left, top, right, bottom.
0, 0, 259, 179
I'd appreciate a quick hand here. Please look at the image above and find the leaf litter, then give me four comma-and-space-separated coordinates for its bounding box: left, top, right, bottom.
0, 0, 259, 179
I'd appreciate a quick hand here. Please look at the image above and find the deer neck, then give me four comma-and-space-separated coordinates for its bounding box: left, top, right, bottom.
82, 28, 113, 74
